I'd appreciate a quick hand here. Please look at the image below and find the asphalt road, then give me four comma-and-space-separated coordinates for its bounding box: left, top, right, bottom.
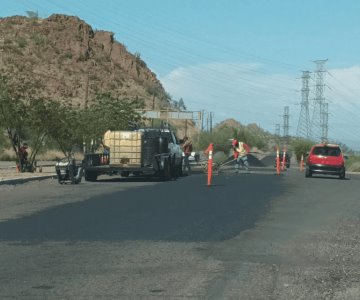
0, 168, 359, 299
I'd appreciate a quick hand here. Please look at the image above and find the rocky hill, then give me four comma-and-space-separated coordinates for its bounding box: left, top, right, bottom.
0, 14, 170, 109
215, 119, 270, 137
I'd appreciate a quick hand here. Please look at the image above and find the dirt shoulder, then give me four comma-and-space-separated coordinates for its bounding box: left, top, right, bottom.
0, 161, 56, 182
233, 219, 360, 300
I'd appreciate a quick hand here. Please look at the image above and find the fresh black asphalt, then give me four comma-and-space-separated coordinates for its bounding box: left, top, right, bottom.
0, 172, 285, 243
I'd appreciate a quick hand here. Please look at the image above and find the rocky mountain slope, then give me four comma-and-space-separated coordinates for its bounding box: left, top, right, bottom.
0, 14, 170, 109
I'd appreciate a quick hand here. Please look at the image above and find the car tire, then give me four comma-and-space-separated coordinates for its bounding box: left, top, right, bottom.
305, 167, 312, 178
339, 169, 346, 180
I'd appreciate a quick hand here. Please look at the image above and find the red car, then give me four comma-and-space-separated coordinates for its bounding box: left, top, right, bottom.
305, 143, 346, 179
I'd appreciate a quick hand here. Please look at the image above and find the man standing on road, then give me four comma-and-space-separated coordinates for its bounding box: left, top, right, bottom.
182, 136, 192, 175
232, 139, 250, 173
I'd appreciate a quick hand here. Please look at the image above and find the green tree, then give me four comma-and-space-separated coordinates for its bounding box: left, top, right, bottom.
291, 138, 314, 162
178, 98, 186, 110
0, 75, 146, 160
0, 75, 28, 163
46, 102, 84, 156
80, 93, 144, 151
0, 75, 62, 166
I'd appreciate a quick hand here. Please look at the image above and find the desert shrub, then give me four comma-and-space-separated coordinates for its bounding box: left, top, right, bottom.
31, 34, 46, 46
291, 138, 314, 161
63, 51, 73, 59
345, 155, 360, 171
194, 126, 267, 154
17, 37, 27, 48
4, 38, 12, 45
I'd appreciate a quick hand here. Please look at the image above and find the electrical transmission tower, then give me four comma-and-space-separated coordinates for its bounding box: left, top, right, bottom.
311, 59, 328, 142
321, 102, 329, 142
275, 124, 281, 136
283, 106, 290, 143
296, 71, 311, 138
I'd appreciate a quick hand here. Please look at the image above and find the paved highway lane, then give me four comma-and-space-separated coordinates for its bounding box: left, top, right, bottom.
0, 170, 359, 299
0, 172, 284, 242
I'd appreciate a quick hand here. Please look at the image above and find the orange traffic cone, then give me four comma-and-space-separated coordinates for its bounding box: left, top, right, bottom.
300, 154, 304, 171
205, 143, 214, 186
282, 147, 287, 171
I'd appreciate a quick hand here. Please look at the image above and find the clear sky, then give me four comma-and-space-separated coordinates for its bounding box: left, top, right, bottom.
2, 0, 360, 149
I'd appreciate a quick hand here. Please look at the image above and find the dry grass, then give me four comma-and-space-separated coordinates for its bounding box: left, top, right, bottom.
0, 148, 83, 161
0, 148, 17, 161
35, 150, 66, 161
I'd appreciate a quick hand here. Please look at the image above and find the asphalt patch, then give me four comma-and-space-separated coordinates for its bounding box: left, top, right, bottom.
0, 173, 285, 243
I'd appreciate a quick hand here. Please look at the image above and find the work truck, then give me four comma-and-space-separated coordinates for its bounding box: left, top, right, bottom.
83, 128, 183, 181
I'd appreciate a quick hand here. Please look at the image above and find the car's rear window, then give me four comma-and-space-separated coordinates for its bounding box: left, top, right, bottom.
312, 146, 341, 156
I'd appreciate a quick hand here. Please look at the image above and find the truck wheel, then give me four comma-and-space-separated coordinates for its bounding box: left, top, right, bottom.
178, 161, 183, 177
85, 171, 98, 182
160, 159, 171, 181
170, 155, 177, 179
69, 168, 76, 184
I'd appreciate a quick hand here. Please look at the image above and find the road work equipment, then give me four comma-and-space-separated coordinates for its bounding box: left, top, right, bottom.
55, 156, 83, 184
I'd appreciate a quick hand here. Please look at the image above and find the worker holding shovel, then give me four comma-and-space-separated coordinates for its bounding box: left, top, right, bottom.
232, 139, 250, 173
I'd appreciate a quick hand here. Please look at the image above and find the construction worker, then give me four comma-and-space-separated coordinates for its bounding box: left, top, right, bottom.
232, 139, 250, 173
182, 136, 193, 175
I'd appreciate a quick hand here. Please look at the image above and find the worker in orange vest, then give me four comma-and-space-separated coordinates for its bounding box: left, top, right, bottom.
232, 139, 250, 173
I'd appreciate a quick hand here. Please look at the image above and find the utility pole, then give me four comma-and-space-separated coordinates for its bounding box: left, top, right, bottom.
296, 71, 311, 139
275, 124, 281, 136
311, 59, 328, 142
197, 111, 202, 131
201, 110, 205, 131
206, 112, 209, 132
283, 106, 290, 143
209, 112, 213, 133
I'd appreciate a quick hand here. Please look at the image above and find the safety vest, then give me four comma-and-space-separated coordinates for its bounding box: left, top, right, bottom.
236, 142, 247, 157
